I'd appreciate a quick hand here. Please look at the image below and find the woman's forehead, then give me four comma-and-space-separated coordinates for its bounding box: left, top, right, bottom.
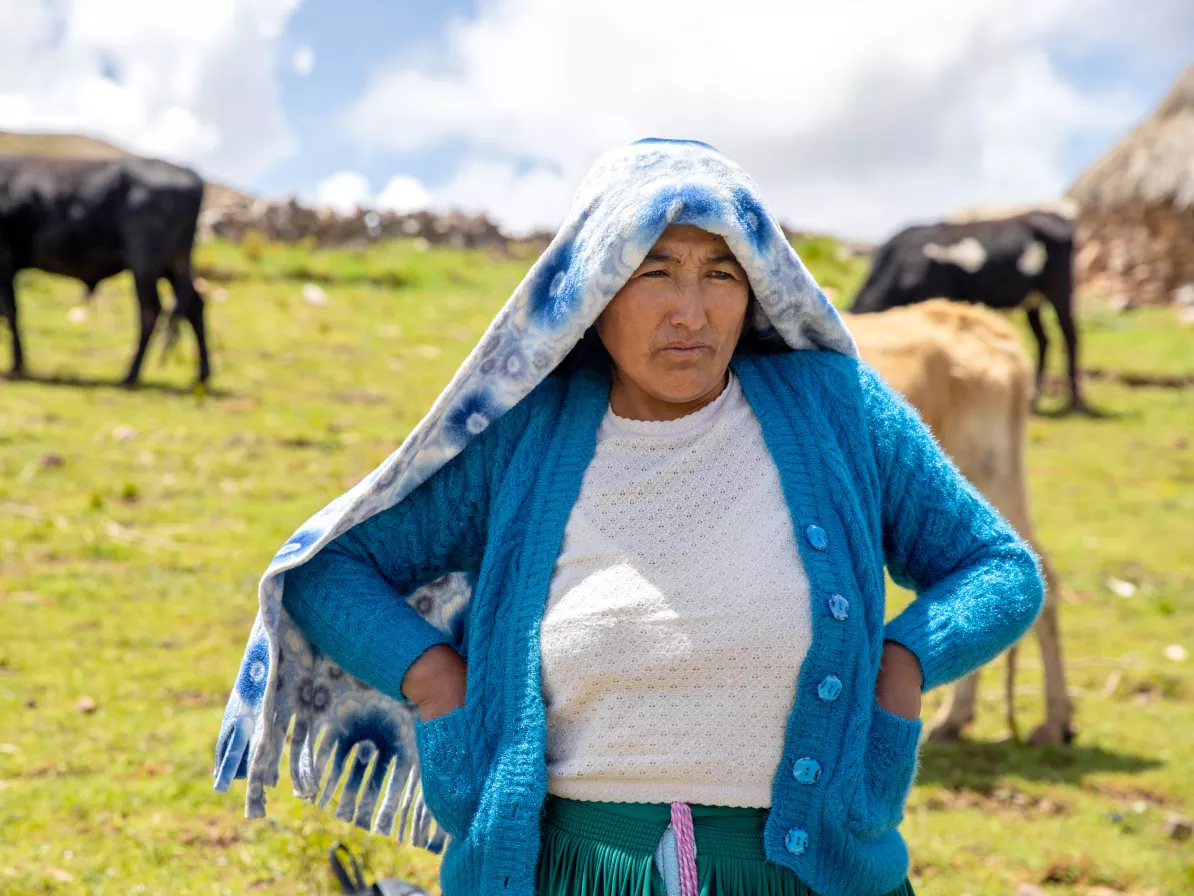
648, 224, 736, 258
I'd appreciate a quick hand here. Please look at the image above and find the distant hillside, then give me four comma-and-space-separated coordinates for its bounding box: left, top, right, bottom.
0, 130, 250, 210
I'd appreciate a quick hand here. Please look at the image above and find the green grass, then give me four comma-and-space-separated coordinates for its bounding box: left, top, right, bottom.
790, 234, 870, 303
2, 238, 1192, 895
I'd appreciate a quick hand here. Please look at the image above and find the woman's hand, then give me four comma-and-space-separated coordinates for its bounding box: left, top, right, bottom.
402, 644, 467, 722
875, 640, 924, 721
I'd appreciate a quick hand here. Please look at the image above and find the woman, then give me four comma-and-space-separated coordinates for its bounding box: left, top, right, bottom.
213, 139, 1044, 896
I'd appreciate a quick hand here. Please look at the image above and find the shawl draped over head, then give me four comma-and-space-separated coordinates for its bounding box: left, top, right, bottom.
212, 138, 859, 852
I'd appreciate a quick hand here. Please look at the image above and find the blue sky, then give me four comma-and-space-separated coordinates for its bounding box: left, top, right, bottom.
266, 0, 478, 198
2, 0, 1191, 239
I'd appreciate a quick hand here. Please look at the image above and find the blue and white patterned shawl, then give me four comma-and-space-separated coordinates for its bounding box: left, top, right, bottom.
212, 138, 858, 853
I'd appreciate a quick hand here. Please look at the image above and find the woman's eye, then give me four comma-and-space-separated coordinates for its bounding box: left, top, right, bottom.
708, 270, 736, 280
639, 269, 669, 278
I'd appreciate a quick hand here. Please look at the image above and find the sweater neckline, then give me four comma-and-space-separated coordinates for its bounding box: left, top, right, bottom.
602, 371, 740, 439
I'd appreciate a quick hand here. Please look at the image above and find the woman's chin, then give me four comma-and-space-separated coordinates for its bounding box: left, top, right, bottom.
647, 374, 728, 408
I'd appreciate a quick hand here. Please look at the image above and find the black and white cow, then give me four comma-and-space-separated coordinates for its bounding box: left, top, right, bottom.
850, 211, 1083, 410
0, 154, 209, 386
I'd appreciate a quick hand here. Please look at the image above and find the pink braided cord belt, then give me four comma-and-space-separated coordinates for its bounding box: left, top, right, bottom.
670, 801, 700, 896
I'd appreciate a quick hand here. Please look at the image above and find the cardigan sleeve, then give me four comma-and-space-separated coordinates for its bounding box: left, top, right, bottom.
280, 414, 513, 705
857, 363, 1046, 693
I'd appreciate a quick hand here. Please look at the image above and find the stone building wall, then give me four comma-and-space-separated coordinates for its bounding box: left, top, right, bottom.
1074, 203, 1194, 304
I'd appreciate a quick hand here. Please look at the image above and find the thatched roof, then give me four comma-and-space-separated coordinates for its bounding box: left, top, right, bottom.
1067, 63, 1194, 212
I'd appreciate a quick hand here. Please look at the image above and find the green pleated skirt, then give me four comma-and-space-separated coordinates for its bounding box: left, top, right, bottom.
536, 796, 916, 896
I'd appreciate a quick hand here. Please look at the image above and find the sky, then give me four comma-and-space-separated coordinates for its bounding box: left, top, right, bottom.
1, 0, 1191, 240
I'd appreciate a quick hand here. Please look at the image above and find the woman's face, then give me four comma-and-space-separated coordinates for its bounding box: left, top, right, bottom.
597, 225, 750, 421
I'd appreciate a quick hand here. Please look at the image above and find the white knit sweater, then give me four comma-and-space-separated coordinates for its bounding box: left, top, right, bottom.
539, 372, 813, 808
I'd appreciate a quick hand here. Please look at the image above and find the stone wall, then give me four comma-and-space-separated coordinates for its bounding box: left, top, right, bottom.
197, 194, 551, 252
1074, 203, 1194, 304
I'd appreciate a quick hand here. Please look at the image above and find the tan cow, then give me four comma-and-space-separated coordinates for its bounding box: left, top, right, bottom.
844, 299, 1073, 745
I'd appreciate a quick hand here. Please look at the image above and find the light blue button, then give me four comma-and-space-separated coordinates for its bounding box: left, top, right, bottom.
817, 675, 842, 702
784, 827, 809, 855
793, 757, 821, 785
805, 525, 828, 550
828, 594, 849, 620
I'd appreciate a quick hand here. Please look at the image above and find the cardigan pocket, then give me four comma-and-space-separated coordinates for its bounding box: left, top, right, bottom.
414, 705, 480, 839
849, 703, 923, 840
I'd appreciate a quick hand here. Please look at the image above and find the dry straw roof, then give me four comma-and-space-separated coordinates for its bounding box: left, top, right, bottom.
1068, 63, 1194, 212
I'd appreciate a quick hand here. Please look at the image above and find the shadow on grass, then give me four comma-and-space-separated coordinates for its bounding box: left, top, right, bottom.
7, 371, 236, 399
917, 738, 1162, 791
1032, 402, 1125, 420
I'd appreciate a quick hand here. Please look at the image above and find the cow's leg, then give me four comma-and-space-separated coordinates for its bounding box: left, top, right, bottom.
1041, 253, 1086, 413
1005, 642, 1020, 743
1024, 307, 1049, 409
1027, 550, 1075, 745
167, 268, 210, 384
123, 272, 162, 386
1053, 300, 1086, 413
0, 269, 21, 377
927, 669, 979, 743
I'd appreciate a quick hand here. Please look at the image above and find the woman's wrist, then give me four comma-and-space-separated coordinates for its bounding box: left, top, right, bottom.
402, 644, 467, 712
875, 640, 924, 720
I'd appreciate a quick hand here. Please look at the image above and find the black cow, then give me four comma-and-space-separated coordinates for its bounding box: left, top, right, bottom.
0, 154, 210, 386
850, 211, 1083, 411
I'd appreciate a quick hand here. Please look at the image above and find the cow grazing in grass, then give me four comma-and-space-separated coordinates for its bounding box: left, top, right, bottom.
850, 210, 1084, 412
846, 299, 1073, 745
0, 154, 210, 386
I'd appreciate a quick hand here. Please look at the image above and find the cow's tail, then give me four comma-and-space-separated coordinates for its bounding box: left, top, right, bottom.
162, 307, 183, 360
161, 281, 193, 361
161, 263, 201, 364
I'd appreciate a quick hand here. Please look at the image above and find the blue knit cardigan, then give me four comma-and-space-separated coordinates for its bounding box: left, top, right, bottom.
281, 348, 1045, 896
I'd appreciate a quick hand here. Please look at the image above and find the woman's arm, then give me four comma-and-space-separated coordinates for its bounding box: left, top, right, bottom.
281, 420, 507, 708
858, 364, 1046, 693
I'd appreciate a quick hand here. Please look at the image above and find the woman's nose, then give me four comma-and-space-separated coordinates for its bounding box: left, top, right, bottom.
667, 278, 708, 330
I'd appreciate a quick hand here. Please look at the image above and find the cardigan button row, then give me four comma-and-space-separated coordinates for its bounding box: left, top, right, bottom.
790, 523, 836, 858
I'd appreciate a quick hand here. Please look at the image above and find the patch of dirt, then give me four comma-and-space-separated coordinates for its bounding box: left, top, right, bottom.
216, 395, 262, 414
275, 435, 340, 451
329, 389, 390, 407
168, 689, 224, 710
1040, 853, 1135, 891
922, 786, 1070, 819
1045, 369, 1194, 394
1081, 781, 1174, 807
176, 820, 242, 849
22, 761, 89, 780
134, 761, 174, 778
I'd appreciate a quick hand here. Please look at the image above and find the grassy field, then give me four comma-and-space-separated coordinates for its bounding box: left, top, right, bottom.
1, 237, 1192, 895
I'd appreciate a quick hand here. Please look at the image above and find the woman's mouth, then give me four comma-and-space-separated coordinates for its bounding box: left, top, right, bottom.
659, 343, 711, 358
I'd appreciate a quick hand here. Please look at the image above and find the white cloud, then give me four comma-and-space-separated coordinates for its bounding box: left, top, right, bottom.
344, 0, 1189, 239
313, 170, 373, 213
376, 174, 433, 213
0, 0, 301, 188
309, 170, 466, 219
292, 45, 314, 76
415, 160, 573, 235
